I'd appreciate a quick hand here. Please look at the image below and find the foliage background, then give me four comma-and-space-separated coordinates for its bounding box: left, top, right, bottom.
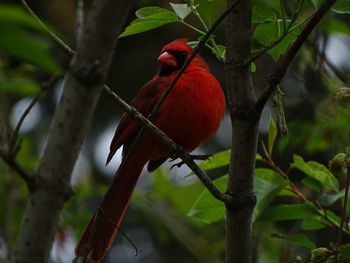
0, 0, 350, 262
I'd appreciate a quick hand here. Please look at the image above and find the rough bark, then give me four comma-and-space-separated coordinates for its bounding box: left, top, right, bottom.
12, 1, 133, 262
224, 0, 337, 262
225, 0, 259, 262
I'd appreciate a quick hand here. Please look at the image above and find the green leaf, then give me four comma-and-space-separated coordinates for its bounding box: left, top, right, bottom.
301, 176, 323, 192
258, 203, 317, 221
319, 17, 350, 35
271, 233, 316, 249
0, 4, 45, 32
119, 20, 175, 38
170, 3, 191, 20
332, 0, 350, 14
0, 73, 40, 96
291, 155, 340, 192
0, 23, 61, 73
268, 115, 277, 155
133, 12, 178, 23
120, 7, 178, 38
311, 209, 342, 227
311, 248, 336, 262
214, 44, 226, 61
253, 20, 302, 60
191, 150, 263, 174
135, 6, 171, 18
255, 168, 285, 185
187, 41, 199, 48
189, 169, 286, 223
253, 169, 287, 222
301, 219, 326, 230
310, 0, 322, 9
152, 169, 204, 215
252, 0, 276, 23
197, 150, 230, 171
340, 244, 350, 259
188, 176, 226, 223
318, 188, 349, 206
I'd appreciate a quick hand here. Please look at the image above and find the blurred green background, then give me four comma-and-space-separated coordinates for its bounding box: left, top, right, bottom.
0, 0, 350, 262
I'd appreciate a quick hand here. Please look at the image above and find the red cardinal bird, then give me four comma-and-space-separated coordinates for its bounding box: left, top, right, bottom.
75, 38, 226, 262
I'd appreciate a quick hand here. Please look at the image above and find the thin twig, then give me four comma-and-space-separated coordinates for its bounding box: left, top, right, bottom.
21, 0, 74, 56
0, 150, 32, 183
246, 12, 312, 65
1, 76, 54, 183
306, 40, 348, 84
255, 0, 337, 112
247, 32, 290, 65
10, 77, 53, 156
99, 207, 140, 256
287, 0, 306, 32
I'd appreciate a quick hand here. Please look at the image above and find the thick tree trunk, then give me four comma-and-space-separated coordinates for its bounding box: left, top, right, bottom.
225, 0, 259, 262
12, 1, 133, 262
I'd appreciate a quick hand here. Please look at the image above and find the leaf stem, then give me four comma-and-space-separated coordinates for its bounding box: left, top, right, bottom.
188, 1, 222, 59
260, 142, 350, 234
181, 21, 206, 35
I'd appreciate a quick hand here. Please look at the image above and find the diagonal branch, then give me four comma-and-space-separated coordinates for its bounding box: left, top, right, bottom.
1, 77, 55, 184
246, 0, 306, 65
0, 150, 32, 183
21, 0, 73, 56
10, 77, 54, 156
306, 39, 348, 84
255, 0, 337, 112
103, 85, 225, 202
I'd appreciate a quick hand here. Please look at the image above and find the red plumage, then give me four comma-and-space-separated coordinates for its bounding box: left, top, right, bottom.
75, 38, 226, 262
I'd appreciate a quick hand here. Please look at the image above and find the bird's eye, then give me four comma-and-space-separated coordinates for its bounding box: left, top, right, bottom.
179, 51, 188, 57
166, 49, 188, 58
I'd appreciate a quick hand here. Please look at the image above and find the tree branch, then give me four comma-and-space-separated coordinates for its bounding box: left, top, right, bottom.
0, 76, 55, 185
103, 82, 226, 202
75, 0, 84, 46
225, 0, 259, 262
306, 39, 348, 84
0, 150, 32, 183
13, 0, 134, 262
255, 0, 338, 112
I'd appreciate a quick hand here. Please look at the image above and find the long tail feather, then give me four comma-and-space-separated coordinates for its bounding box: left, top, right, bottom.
75, 156, 146, 262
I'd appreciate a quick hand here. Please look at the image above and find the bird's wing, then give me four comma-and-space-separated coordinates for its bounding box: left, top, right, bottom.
106, 77, 166, 165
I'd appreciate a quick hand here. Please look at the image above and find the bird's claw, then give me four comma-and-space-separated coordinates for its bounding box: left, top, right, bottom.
170, 154, 213, 170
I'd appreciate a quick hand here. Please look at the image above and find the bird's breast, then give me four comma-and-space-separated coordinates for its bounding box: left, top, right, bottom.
154, 69, 226, 152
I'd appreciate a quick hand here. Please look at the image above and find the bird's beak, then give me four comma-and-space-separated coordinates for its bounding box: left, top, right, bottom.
157, 51, 177, 68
